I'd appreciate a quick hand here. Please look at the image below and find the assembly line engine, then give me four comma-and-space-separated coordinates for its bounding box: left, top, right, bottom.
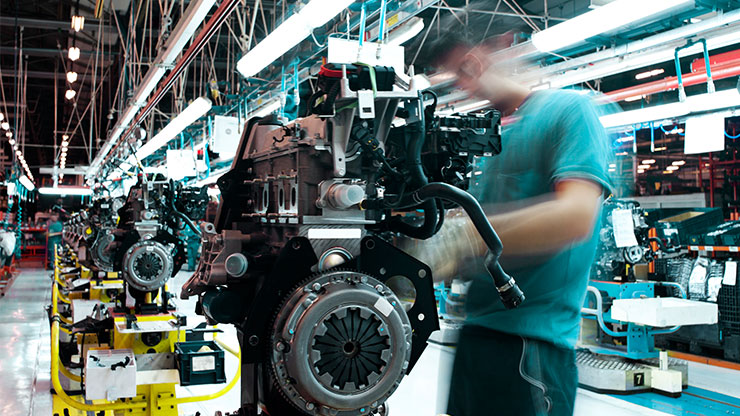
110, 178, 207, 299
181, 64, 524, 416
62, 197, 123, 271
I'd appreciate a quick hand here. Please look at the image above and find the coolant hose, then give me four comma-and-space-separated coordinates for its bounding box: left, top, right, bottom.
390, 200, 439, 239
409, 182, 524, 309
170, 199, 202, 237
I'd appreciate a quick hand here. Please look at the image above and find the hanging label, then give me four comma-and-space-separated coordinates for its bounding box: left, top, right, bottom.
724, 261, 737, 286
612, 209, 638, 248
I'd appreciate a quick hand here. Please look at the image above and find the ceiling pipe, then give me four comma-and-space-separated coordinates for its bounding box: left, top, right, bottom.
605, 58, 740, 102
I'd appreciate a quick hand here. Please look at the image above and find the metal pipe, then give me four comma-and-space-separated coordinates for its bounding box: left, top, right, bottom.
582, 286, 629, 338
605, 59, 740, 102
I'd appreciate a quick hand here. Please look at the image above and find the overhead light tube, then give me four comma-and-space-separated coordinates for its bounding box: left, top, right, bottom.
135, 97, 212, 160
531, 0, 694, 53
236, 0, 354, 78
19, 175, 35, 191
39, 187, 92, 196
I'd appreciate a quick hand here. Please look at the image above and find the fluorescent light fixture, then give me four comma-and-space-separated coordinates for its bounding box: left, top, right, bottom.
68, 46, 80, 61
609, 163, 616, 168
0, 122, 7, 130
601, 89, 740, 128
601, 101, 689, 128
635, 68, 665, 80
38, 186, 92, 196
66, 71, 78, 83
637, 169, 645, 174
624, 95, 644, 102
666, 165, 679, 171
236, 0, 354, 78
159, 0, 218, 64
387, 17, 424, 46
643, 159, 656, 164
71, 15, 85, 32
608, 168, 616, 172
672, 160, 686, 166
251, 100, 281, 118
135, 97, 212, 160
654, 146, 667, 151
0, 112, 3, 121
531, 0, 694, 53
638, 164, 651, 169
65, 89, 76, 100
19, 175, 34, 191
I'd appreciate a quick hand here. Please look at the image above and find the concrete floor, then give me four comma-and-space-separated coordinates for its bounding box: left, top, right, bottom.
2, 268, 739, 416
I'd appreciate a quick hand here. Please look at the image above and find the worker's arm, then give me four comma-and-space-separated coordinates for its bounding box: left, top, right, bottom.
414, 180, 603, 280
474, 179, 603, 258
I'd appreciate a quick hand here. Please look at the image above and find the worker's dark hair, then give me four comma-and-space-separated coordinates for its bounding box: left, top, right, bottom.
409, 18, 474, 71
409, 11, 516, 71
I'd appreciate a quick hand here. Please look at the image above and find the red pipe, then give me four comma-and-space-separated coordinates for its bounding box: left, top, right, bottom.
605, 58, 740, 102
691, 49, 740, 73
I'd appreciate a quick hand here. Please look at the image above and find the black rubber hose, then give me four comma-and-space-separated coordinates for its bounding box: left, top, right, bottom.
387, 104, 440, 239
390, 199, 439, 239
648, 236, 676, 253
410, 183, 503, 257
405, 120, 427, 189
407, 182, 524, 309
434, 198, 446, 233
169, 199, 202, 237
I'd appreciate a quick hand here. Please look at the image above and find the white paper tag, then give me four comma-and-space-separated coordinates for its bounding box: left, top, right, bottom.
724, 261, 737, 286
192, 355, 216, 372
612, 209, 638, 248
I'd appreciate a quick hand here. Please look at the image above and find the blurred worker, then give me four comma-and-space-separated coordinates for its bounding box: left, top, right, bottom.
420, 30, 613, 416
47, 213, 63, 269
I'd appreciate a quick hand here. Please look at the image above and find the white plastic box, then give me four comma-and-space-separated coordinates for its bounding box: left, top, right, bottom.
611, 297, 718, 327
85, 349, 137, 401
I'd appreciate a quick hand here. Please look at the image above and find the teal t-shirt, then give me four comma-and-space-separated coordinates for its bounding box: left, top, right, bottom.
464, 90, 613, 349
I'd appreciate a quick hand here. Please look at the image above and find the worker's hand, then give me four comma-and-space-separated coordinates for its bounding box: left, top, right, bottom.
397, 210, 484, 283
